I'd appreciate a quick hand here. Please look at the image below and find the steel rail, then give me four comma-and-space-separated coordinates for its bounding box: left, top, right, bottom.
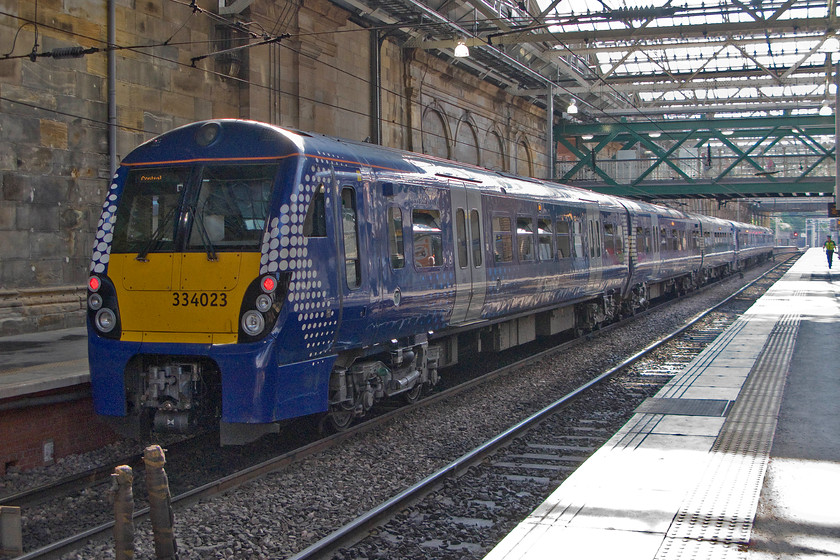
285, 256, 794, 560
11, 255, 794, 560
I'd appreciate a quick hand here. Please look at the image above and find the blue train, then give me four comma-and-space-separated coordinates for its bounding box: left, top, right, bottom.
87, 120, 774, 443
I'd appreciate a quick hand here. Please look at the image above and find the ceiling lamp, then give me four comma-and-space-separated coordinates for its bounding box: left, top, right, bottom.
454, 39, 469, 58
818, 103, 832, 116
567, 100, 579, 114
581, 134, 594, 140
649, 131, 661, 138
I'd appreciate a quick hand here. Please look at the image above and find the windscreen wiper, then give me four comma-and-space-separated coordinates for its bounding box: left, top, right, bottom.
188, 206, 219, 261
136, 206, 178, 262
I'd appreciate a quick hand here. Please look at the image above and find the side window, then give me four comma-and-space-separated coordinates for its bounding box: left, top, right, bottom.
470, 210, 482, 267
517, 217, 535, 262
388, 207, 405, 269
413, 209, 442, 268
660, 227, 668, 252
537, 218, 553, 261
341, 187, 361, 289
604, 222, 615, 256
303, 183, 327, 237
493, 215, 513, 263
573, 221, 584, 258
456, 209, 468, 269
556, 220, 572, 259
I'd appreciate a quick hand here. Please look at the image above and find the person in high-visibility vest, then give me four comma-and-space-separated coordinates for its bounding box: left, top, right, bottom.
824, 235, 836, 269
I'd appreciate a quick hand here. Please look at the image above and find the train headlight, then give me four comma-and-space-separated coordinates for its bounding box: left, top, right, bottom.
255, 293, 272, 313
88, 293, 103, 311
241, 310, 265, 336
95, 308, 117, 333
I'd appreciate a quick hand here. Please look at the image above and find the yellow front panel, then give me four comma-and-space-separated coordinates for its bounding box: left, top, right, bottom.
109, 252, 261, 340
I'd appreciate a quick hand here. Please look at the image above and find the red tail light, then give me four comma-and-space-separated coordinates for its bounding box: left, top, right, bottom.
88, 276, 101, 292
261, 276, 276, 293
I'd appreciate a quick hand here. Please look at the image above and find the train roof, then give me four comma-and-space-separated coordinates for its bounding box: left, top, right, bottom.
122, 120, 764, 232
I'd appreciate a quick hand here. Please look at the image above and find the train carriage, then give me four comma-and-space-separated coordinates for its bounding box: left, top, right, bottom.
87, 119, 773, 443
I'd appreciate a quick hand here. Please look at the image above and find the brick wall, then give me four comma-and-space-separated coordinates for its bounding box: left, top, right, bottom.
0, 392, 119, 475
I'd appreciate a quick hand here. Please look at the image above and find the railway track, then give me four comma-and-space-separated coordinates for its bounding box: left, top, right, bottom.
286, 257, 793, 559
1, 255, 794, 560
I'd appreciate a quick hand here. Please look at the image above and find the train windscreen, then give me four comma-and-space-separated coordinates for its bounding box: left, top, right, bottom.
112, 164, 277, 255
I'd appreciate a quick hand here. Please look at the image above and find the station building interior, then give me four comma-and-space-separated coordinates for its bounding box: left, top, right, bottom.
0, 0, 837, 335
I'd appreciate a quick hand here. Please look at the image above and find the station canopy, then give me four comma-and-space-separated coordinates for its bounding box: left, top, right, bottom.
363, 0, 839, 121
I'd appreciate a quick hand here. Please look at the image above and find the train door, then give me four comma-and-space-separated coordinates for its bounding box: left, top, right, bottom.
450, 183, 486, 324
650, 213, 662, 278
585, 205, 603, 290
333, 180, 373, 348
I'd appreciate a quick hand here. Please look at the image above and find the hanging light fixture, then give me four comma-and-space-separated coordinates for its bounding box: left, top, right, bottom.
567, 100, 579, 114
649, 131, 662, 138
454, 39, 470, 58
818, 103, 832, 116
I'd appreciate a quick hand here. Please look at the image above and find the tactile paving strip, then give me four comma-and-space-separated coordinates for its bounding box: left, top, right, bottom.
655, 313, 800, 560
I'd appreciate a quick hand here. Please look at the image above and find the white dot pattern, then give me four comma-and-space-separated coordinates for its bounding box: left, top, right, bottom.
261, 158, 336, 358
89, 175, 122, 274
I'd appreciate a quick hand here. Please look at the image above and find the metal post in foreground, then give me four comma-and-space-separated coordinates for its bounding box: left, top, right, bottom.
112, 465, 134, 560
144, 445, 178, 560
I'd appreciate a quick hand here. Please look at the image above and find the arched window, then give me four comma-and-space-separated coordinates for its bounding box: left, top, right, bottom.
514, 139, 533, 177
454, 120, 479, 166
484, 130, 505, 171
421, 108, 450, 159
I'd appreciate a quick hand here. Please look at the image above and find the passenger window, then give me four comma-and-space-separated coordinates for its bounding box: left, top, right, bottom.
537, 218, 553, 261
556, 220, 572, 259
388, 207, 405, 269
303, 184, 327, 238
493, 215, 513, 263
456, 209, 468, 269
573, 221, 584, 258
517, 217, 535, 262
604, 223, 615, 256
341, 187, 361, 289
413, 209, 442, 268
470, 210, 482, 267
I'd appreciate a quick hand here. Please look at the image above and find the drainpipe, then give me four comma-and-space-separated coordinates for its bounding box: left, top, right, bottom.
370, 29, 382, 145
546, 86, 554, 180
108, 0, 117, 177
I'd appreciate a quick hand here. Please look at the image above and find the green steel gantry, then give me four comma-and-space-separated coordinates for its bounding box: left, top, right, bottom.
554, 114, 836, 200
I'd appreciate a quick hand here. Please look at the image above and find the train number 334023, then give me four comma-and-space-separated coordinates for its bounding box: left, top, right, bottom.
171, 292, 228, 307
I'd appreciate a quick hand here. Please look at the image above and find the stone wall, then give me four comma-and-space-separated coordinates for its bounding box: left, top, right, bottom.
0, 0, 551, 335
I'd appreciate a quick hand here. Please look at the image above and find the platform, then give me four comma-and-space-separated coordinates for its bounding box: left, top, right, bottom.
0, 326, 88, 401
485, 248, 840, 560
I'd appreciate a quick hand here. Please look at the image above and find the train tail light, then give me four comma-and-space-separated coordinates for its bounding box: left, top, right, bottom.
88, 276, 101, 292
87, 275, 121, 339
238, 273, 288, 343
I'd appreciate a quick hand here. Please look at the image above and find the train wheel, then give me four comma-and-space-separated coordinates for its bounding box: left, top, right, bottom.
403, 382, 423, 404
321, 403, 355, 433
